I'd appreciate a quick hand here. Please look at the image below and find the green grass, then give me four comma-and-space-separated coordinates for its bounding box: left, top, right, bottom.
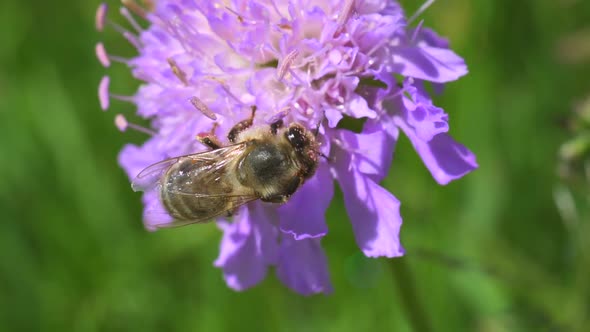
1, 0, 589, 331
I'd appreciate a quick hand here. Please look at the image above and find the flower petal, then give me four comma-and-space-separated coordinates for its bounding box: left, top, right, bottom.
393, 45, 468, 83
279, 162, 333, 240
346, 94, 377, 119
402, 80, 449, 141
334, 152, 405, 258
324, 107, 344, 128
118, 138, 166, 181
276, 237, 333, 295
214, 203, 279, 291
413, 27, 450, 49
142, 190, 174, 231
395, 118, 478, 185
338, 122, 397, 181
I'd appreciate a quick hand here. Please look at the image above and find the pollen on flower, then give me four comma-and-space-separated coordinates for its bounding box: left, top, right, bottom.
167, 58, 189, 86
277, 49, 300, 80
190, 96, 217, 120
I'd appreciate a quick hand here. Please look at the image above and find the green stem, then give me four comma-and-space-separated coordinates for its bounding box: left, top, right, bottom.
389, 258, 432, 332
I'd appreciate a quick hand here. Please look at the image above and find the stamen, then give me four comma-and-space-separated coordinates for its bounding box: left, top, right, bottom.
299, 46, 330, 65
382, 77, 413, 102
99, 81, 135, 104
189, 96, 217, 120
103, 18, 142, 50
98, 76, 110, 110
96, 43, 130, 67
120, 7, 143, 33
213, 79, 246, 106
123, 31, 141, 49
115, 114, 156, 135
408, 0, 436, 24
268, 0, 283, 18
265, 106, 291, 124
313, 110, 326, 136
336, 0, 355, 27
96, 3, 108, 32
277, 49, 300, 80
95, 43, 111, 67
277, 23, 292, 30
366, 38, 389, 57
225, 6, 244, 24
111, 94, 136, 103
202, 76, 244, 105
411, 20, 424, 43
167, 58, 189, 85
221, 84, 246, 106
107, 20, 128, 35
287, 68, 307, 86
121, 0, 147, 19
141, 0, 155, 12
261, 44, 281, 60
115, 114, 128, 131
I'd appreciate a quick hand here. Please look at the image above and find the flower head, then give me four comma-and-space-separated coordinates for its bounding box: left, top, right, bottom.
97, 0, 477, 295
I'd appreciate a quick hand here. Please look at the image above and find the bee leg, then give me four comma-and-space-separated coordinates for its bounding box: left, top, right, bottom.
227, 106, 257, 143
261, 177, 301, 203
270, 119, 283, 135
197, 123, 223, 150
197, 134, 223, 150
261, 195, 289, 203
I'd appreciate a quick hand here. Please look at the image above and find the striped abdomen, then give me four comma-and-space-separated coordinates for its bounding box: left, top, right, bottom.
160, 158, 233, 221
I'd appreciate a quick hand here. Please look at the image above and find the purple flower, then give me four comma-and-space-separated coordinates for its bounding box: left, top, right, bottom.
97, 0, 477, 295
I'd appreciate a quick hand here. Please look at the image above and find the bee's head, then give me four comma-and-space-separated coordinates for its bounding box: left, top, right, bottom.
285, 124, 310, 152
284, 123, 319, 178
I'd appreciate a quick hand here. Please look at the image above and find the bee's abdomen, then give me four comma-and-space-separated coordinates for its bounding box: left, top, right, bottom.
160, 160, 230, 221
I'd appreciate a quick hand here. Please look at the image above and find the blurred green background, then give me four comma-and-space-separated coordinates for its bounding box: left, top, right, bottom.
1, 0, 590, 331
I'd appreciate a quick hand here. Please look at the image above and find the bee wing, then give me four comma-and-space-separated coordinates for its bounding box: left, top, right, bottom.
131, 157, 181, 192
145, 195, 259, 229
131, 142, 249, 193
159, 142, 250, 196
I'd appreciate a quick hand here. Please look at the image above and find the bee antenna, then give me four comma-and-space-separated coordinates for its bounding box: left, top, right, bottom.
319, 152, 332, 162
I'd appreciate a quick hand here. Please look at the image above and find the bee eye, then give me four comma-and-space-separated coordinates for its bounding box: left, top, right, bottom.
286, 127, 307, 150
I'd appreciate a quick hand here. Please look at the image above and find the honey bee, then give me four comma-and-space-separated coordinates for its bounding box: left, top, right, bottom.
132, 107, 320, 228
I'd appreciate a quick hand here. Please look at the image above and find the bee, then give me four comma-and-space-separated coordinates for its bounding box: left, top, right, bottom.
132, 107, 320, 228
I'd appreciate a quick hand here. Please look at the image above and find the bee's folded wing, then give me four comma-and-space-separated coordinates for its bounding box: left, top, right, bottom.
145, 194, 259, 228
131, 157, 181, 192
